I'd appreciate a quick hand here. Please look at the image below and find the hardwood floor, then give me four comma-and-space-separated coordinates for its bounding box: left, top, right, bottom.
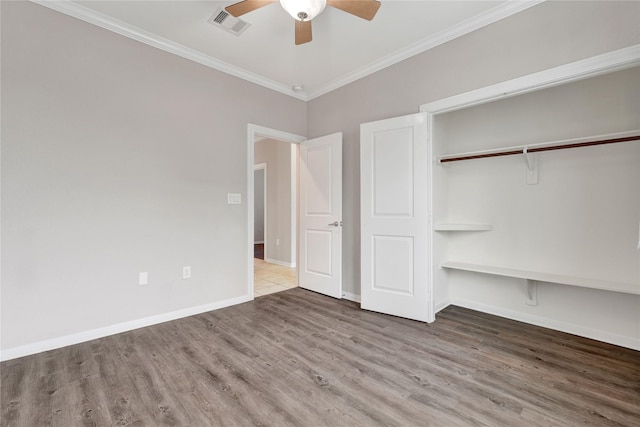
254, 244, 264, 260
2, 288, 639, 426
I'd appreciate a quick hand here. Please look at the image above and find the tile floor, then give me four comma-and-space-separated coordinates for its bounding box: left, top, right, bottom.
254, 258, 297, 298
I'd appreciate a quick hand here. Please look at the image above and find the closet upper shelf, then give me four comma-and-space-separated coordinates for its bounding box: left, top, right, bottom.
441, 261, 640, 295
438, 130, 640, 164
434, 224, 493, 231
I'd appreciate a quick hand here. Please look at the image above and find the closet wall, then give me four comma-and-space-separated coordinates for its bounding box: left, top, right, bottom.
434, 67, 640, 348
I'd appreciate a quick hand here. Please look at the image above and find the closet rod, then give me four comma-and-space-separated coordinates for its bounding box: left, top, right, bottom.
440, 135, 640, 163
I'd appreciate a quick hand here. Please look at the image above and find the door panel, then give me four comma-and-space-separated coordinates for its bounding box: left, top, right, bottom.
361, 113, 432, 322
305, 230, 332, 276
305, 145, 333, 214
373, 127, 414, 216
299, 133, 342, 298
373, 235, 414, 295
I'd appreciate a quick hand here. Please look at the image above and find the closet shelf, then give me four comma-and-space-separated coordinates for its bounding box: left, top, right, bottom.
434, 224, 493, 231
441, 261, 640, 295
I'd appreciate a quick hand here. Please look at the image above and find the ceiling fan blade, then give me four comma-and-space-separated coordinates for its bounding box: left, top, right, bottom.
225, 0, 277, 17
295, 20, 312, 45
327, 0, 381, 21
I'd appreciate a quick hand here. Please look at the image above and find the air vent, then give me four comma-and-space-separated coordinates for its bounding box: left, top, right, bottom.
208, 7, 251, 36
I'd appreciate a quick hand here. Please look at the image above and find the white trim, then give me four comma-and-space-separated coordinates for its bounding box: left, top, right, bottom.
0, 294, 252, 361
254, 241, 264, 244
264, 258, 296, 268
342, 292, 361, 303
30, 0, 307, 101
450, 299, 640, 351
306, 0, 544, 100
420, 44, 640, 114
31, 0, 541, 101
290, 143, 297, 267
434, 299, 450, 314
248, 124, 306, 300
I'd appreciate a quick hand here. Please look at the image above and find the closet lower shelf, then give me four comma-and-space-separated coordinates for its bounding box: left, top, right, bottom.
441, 261, 640, 295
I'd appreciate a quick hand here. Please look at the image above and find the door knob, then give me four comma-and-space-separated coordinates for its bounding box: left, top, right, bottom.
328, 221, 343, 227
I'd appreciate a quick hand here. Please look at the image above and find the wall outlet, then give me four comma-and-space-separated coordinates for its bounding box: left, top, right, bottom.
183, 266, 191, 279
276, 238, 280, 246
227, 193, 242, 204
139, 272, 148, 286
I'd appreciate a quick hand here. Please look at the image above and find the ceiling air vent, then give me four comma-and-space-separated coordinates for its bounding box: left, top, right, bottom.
208, 7, 250, 36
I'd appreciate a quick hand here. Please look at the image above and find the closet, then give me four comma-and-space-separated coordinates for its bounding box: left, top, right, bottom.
430, 66, 640, 347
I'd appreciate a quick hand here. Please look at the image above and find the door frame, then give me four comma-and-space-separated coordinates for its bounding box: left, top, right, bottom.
247, 124, 306, 299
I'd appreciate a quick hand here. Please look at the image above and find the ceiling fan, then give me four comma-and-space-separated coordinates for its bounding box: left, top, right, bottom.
225, 0, 382, 45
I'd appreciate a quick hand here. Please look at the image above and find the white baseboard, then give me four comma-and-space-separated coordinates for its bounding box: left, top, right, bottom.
450, 297, 640, 351
0, 294, 252, 362
342, 291, 361, 303
435, 298, 451, 314
264, 258, 295, 268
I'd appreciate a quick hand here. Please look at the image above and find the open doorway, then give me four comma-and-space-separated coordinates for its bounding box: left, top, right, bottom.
253, 139, 297, 297
248, 125, 305, 299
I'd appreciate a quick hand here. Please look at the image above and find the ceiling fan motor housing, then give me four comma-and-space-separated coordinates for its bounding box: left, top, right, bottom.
225, 0, 381, 45
280, 0, 327, 21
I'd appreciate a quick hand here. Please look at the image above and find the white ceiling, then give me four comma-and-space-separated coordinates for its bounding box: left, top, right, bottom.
37, 0, 542, 100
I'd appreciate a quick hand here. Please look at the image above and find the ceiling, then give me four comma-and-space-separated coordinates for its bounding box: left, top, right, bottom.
38, 0, 542, 100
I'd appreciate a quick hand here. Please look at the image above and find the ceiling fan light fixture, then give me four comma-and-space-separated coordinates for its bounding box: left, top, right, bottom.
280, 0, 327, 21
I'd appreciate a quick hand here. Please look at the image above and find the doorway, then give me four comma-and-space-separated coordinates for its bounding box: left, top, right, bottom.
253, 139, 296, 297
249, 126, 305, 298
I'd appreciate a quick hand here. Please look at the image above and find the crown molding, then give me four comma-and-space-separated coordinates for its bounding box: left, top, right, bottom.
30, 0, 309, 101
305, 0, 545, 100
31, 0, 543, 102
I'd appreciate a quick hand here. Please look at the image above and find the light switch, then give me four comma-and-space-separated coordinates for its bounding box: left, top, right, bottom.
227, 193, 242, 204
139, 272, 148, 286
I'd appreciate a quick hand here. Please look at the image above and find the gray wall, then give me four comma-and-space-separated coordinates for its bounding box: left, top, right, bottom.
254, 139, 294, 265
253, 169, 265, 243
307, 0, 640, 297
1, 2, 306, 351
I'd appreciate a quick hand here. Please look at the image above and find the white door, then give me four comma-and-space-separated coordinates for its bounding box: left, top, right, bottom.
360, 113, 432, 322
299, 133, 343, 298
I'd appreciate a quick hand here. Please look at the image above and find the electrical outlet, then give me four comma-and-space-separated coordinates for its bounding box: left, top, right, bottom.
276, 238, 280, 246
183, 266, 191, 279
227, 193, 241, 204
139, 272, 148, 286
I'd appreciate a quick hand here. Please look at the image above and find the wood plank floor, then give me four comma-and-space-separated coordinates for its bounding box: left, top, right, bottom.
2, 288, 639, 426
254, 244, 264, 260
